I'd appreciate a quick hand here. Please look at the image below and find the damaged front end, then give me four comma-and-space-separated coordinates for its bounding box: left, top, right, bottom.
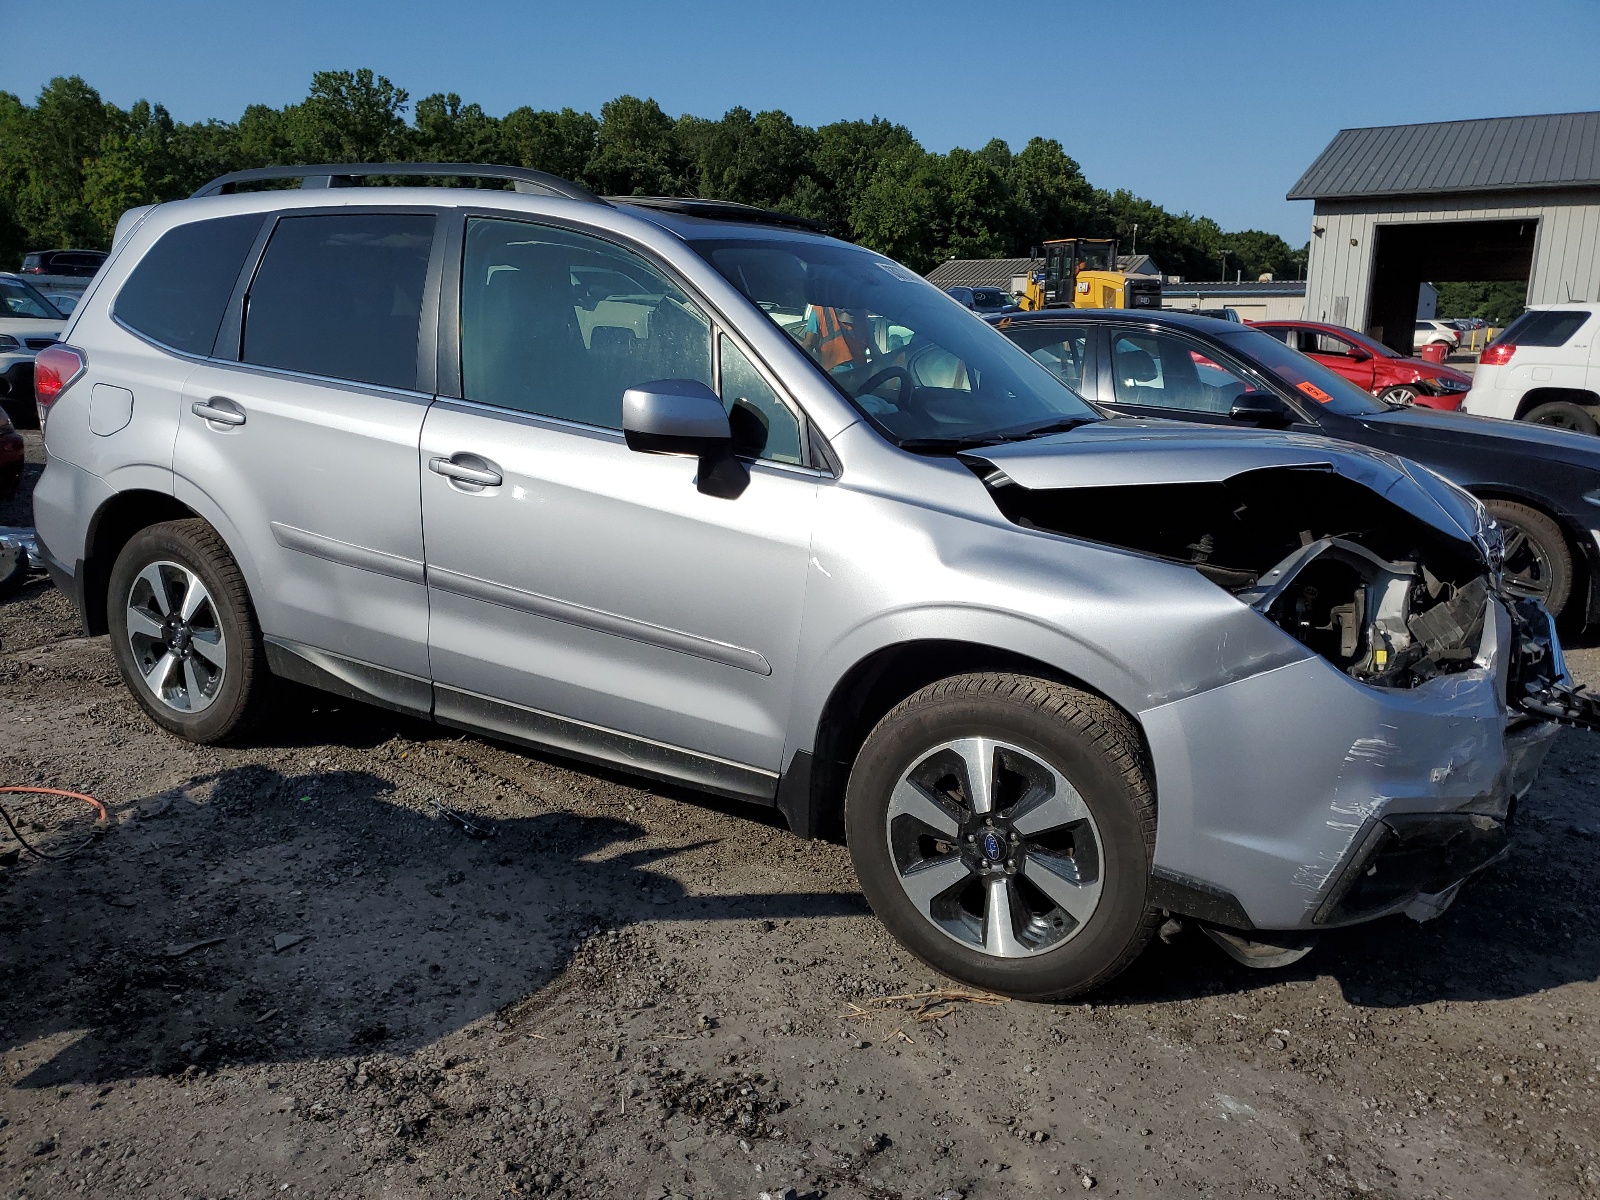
961, 422, 1590, 937
977, 457, 1502, 692
967, 429, 1590, 722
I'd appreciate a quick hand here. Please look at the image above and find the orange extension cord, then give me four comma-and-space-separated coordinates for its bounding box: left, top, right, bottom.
0, 786, 108, 861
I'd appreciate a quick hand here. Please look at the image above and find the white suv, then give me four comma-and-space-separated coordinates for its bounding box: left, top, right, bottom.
1462, 305, 1600, 434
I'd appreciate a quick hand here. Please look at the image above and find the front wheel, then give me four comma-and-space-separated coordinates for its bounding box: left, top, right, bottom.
1378, 384, 1418, 406
107, 518, 269, 743
1483, 499, 1573, 619
845, 673, 1158, 1000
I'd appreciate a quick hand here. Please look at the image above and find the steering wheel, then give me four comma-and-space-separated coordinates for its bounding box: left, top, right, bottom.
852, 365, 914, 403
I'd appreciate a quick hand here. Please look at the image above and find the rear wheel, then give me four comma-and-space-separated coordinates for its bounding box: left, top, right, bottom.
107, 519, 269, 743
1483, 499, 1573, 618
845, 673, 1157, 1000
1522, 401, 1598, 435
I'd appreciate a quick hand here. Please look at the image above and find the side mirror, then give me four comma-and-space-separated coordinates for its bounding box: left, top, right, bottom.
1347, 347, 1372, 362
1229, 390, 1290, 427
622, 379, 748, 498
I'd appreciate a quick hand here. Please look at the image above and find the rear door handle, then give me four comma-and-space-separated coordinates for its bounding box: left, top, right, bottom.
191, 398, 245, 426
429, 455, 502, 487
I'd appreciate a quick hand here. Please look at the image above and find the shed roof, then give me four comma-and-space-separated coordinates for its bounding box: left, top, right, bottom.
925, 257, 1036, 288
1287, 111, 1600, 201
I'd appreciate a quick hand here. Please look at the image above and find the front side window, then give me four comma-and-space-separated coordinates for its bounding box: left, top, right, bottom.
719, 335, 802, 463
243, 212, 435, 390
0, 279, 61, 320
115, 213, 262, 354
461, 218, 712, 429
1110, 330, 1259, 414
1311, 332, 1358, 357
695, 236, 1097, 449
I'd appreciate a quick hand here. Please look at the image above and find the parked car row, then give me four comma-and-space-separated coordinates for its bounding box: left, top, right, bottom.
20, 162, 1589, 1001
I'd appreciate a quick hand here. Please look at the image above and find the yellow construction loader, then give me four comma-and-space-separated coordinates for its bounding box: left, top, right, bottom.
1019, 237, 1162, 311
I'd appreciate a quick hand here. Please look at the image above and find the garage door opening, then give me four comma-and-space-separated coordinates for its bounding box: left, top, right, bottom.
1367, 219, 1536, 354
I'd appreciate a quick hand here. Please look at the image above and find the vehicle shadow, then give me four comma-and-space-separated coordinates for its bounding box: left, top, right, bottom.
0, 761, 864, 1089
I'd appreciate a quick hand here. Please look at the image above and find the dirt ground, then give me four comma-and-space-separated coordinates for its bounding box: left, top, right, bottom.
2, 430, 1599, 1200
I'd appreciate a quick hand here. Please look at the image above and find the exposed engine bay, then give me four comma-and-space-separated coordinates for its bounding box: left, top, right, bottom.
975, 462, 1598, 726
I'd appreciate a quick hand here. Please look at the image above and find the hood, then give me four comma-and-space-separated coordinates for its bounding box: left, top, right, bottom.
1361, 404, 1600, 468
962, 417, 1483, 551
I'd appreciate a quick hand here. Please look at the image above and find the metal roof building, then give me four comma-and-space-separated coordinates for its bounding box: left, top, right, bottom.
1292, 111, 1600, 353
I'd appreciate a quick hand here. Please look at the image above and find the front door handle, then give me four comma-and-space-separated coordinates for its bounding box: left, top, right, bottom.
191, 398, 246, 426
429, 455, 502, 487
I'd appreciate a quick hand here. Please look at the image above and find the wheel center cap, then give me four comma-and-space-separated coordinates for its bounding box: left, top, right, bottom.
981, 830, 1005, 862
170, 626, 191, 652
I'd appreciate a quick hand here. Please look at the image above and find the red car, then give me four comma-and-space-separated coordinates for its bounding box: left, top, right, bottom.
1249, 319, 1472, 410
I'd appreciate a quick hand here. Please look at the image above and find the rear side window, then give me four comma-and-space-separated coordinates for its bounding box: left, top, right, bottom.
1495, 309, 1590, 348
114, 214, 264, 355
243, 213, 435, 390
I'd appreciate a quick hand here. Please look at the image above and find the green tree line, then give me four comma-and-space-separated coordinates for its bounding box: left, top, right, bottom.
0, 69, 1306, 281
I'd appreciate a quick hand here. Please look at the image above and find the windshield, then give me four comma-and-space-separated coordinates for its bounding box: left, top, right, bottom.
1216, 327, 1386, 416
694, 237, 1098, 448
0, 278, 62, 320
971, 288, 1009, 308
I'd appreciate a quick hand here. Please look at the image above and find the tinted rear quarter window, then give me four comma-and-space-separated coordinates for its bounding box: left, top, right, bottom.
115, 214, 265, 355
1498, 309, 1590, 347
242, 213, 435, 390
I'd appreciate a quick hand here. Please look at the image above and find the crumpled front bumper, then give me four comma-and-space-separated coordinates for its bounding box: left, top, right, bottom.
1141, 597, 1561, 931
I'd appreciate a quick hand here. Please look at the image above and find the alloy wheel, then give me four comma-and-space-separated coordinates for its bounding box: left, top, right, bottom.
124, 560, 227, 713
886, 737, 1104, 959
1498, 520, 1554, 604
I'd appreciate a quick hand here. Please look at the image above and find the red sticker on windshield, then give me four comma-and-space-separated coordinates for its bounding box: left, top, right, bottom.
1296, 380, 1333, 404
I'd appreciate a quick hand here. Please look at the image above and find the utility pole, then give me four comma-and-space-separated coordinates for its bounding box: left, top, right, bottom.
1131, 223, 1138, 255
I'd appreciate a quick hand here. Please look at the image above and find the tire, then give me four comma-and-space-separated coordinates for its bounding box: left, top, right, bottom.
1522, 401, 1598, 436
845, 673, 1158, 1000
106, 518, 269, 743
1378, 385, 1418, 406
1483, 499, 1574, 619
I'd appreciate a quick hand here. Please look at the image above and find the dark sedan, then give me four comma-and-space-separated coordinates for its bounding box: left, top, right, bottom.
993, 309, 1600, 622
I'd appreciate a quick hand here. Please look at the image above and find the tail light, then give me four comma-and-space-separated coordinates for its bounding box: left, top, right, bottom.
34, 343, 86, 426
1480, 343, 1516, 366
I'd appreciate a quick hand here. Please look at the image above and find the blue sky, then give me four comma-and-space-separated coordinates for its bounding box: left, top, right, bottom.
4, 0, 1597, 242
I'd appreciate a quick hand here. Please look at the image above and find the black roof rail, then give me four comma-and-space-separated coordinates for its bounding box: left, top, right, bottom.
607, 195, 826, 233
191, 162, 602, 203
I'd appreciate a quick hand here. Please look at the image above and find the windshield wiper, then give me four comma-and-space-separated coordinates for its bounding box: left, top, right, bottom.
894, 417, 1096, 455
896, 434, 1014, 453
990, 417, 1095, 442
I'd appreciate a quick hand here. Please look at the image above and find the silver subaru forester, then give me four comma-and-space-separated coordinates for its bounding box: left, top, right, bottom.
31, 163, 1570, 997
